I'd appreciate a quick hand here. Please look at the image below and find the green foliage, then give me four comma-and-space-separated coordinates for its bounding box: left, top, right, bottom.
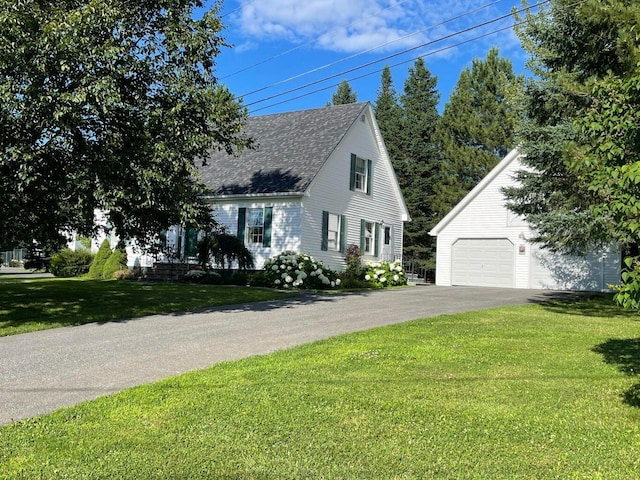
87, 240, 112, 279
505, 0, 640, 256
399, 58, 440, 263
197, 232, 255, 271
0, 0, 250, 251
374, 65, 403, 167
362, 260, 407, 288
611, 256, 640, 309
49, 249, 95, 278
101, 246, 128, 280
330, 80, 357, 105
263, 252, 341, 289
433, 48, 521, 221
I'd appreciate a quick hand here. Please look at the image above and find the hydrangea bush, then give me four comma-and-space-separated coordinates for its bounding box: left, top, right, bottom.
363, 259, 407, 288
263, 251, 341, 289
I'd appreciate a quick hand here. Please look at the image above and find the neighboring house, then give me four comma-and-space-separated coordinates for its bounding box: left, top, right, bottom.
122, 102, 409, 271
429, 148, 620, 291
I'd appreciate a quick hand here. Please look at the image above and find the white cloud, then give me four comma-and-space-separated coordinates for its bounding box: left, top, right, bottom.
231, 0, 523, 59
234, 0, 435, 53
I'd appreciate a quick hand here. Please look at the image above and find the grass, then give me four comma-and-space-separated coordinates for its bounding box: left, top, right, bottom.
0, 277, 296, 337
2, 295, 640, 478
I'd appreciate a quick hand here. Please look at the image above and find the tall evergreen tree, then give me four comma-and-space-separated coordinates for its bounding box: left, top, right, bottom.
330, 80, 357, 105
374, 65, 403, 168
433, 48, 521, 221
503, 0, 640, 307
504, 0, 638, 254
398, 58, 440, 268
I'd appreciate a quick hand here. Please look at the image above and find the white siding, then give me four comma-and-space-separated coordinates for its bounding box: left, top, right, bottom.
432, 150, 621, 291
210, 199, 303, 269
301, 106, 407, 271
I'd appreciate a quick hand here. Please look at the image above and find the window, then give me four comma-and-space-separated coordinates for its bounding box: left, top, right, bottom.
322, 211, 345, 252
360, 220, 379, 256
349, 154, 372, 194
384, 226, 391, 246
247, 208, 264, 244
237, 207, 273, 247
364, 221, 374, 254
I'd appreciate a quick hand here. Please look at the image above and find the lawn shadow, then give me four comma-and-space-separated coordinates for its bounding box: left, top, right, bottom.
592, 338, 640, 408
532, 291, 640, 319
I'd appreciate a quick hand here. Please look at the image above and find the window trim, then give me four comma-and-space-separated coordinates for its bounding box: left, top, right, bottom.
360, 219, 380, 256
350, 154, 373, 195
237, 206, 273, 247
321, 211, 346, 252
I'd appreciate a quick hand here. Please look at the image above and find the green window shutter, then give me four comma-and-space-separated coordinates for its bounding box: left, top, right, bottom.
263, 207, 273, 247
339, 215, 346, 253
350, 154, 357, 191
321, 211, 329, 251
374, 222, 380, 257
237, 208, 246, 243
185, 226, 198, 258
366, 159, 373, 195
360, 219, 366, 252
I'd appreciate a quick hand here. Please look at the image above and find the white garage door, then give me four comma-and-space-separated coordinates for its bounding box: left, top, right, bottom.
451, 238, 515, 288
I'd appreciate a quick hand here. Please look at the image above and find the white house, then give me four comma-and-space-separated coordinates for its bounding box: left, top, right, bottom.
122, 102, 409, 271
429, 148, 620, 291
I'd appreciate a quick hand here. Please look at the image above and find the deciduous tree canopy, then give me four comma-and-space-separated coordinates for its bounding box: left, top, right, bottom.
0, 0, 250, 252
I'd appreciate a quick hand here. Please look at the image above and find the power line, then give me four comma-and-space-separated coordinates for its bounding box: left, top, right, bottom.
245, 0, 550, 109
250, 22, 520, 114
239, 0, 506, 98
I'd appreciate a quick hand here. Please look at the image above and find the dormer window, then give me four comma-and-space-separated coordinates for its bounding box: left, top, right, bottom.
349, 154, 372, 195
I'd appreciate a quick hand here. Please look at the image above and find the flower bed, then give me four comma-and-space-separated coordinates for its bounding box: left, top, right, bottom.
263, 252, 341, 289
363, 259, 407, 288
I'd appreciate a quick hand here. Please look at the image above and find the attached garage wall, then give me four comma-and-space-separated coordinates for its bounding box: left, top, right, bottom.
451, 238, 515, 288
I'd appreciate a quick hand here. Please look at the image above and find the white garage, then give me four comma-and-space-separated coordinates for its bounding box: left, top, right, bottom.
429, 149, 620, 291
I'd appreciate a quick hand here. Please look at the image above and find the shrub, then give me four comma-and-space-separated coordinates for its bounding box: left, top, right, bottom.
113, 269, 138, 281
197, 232, 255, 271
102, 247, 128, 279
87, 240, 112, 279
263, 251, 341, 289
341, 244, 365, 288
50, 249, 94, 277
362, 259, 408, 288
183, 269, 222, 284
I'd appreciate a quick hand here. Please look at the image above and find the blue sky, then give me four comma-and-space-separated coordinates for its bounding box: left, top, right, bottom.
209, 0, 534, 116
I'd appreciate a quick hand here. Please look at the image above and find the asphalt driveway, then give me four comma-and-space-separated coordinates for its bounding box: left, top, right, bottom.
0, 286, 568, 425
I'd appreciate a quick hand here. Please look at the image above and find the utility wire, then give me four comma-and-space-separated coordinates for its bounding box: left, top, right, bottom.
250, 22, 520, 113
245, 0, 550, 108
239, 0, 506, 98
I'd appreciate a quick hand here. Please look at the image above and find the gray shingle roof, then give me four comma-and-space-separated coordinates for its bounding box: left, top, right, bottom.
198, 102, 369, 196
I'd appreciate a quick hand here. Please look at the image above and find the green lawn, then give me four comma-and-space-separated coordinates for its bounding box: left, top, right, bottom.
2, 295, 640, 479
0, 277, 296, 337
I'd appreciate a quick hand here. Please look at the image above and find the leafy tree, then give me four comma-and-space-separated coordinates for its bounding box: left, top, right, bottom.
398, 58, 440, 268
433, 48, 521, 220
87, 239, 112, 279
503, 0, 640, 306
330, 80, 358, 105
0, 0, 250, 252
374, 65, 403, 168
